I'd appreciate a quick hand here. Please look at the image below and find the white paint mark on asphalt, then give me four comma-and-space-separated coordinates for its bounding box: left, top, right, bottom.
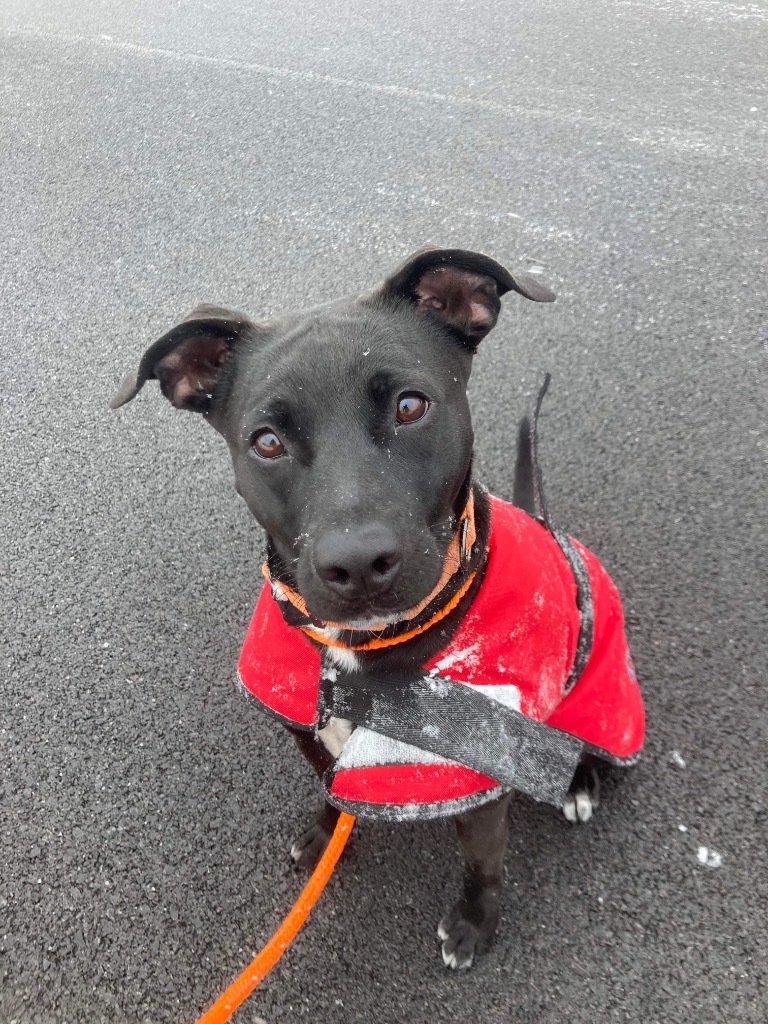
2, 26, 758, 162
617, 1, 768, 21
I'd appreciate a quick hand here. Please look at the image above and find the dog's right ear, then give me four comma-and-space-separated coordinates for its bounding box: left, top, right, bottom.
110, 304, 252, 413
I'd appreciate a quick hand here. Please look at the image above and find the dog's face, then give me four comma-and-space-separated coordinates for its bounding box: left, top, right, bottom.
222, 302, 476, 625
113, 248, 554, 624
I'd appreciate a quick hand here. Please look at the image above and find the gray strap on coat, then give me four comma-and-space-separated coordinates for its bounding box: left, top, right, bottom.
326, 673, 584, 807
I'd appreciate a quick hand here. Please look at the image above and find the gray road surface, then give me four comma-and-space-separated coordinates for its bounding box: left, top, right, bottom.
1, 2, 766, 1022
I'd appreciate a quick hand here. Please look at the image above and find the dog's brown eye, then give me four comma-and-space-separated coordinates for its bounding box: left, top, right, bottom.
251, 430, 286, 459
396, 393, 429, 424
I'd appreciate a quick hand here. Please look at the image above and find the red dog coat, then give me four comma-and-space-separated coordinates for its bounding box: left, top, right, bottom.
239, 496, 645, 820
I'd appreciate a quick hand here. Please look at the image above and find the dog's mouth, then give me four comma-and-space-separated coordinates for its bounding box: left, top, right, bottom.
310, 604, 409, 631
296, 586, 420, 632
271, 574, 412, 629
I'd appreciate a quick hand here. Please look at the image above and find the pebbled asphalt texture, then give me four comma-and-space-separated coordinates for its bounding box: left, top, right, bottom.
1, 2, 766, 1022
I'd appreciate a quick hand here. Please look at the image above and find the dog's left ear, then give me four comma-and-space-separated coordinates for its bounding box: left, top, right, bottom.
110, 304, 252, 412
379, 246, 555, 346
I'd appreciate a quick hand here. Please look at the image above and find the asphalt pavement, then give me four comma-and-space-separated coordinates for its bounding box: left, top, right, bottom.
1, 1, 766, 1022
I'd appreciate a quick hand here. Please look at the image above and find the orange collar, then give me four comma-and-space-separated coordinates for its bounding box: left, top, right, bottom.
262, 490, 479, 652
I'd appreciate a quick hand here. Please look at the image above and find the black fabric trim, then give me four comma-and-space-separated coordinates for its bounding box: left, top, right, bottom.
324, 775, 505, 823
582, 742, 642, 767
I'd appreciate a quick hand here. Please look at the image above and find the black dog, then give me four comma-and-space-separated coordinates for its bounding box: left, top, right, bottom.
113, 247, 643, 969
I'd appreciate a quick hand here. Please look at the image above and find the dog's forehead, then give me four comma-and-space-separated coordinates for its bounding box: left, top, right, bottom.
240, 301, 465, 404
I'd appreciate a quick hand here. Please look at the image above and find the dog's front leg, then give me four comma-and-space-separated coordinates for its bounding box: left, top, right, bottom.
439, 791, 512, 969
284, 724, 341, 870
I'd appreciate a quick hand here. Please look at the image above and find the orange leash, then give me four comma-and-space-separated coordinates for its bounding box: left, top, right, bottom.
195, 813, 356, 1024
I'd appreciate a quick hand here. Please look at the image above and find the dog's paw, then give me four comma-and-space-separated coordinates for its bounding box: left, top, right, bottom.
562, 789, 596, 823
562, 763, 600, 824
290, 823, 331, 869
289, 810, 337, 870
437, 899, 498, 970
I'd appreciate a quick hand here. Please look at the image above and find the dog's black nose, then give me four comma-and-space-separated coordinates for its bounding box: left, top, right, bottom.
314, 524, 402, 601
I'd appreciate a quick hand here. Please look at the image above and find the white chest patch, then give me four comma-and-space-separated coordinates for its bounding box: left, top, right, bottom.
324, 645, 361, 674
317, 717, 354, 758
318, 648, 359, 756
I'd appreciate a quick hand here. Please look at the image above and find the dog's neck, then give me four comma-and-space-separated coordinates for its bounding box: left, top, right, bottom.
264, 482, 492, 670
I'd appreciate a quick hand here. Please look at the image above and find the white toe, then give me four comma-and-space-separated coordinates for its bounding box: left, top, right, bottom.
575, 791, 594, 822
562, 795, 578, 822
441, 944, 473, 970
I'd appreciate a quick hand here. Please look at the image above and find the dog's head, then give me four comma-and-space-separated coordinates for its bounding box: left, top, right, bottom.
113, 247, 554, 624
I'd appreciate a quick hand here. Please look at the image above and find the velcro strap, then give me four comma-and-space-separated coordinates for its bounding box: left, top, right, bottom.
325, 673, 584, 807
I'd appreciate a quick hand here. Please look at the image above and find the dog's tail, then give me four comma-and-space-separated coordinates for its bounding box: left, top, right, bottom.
513, 416, 536, 516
